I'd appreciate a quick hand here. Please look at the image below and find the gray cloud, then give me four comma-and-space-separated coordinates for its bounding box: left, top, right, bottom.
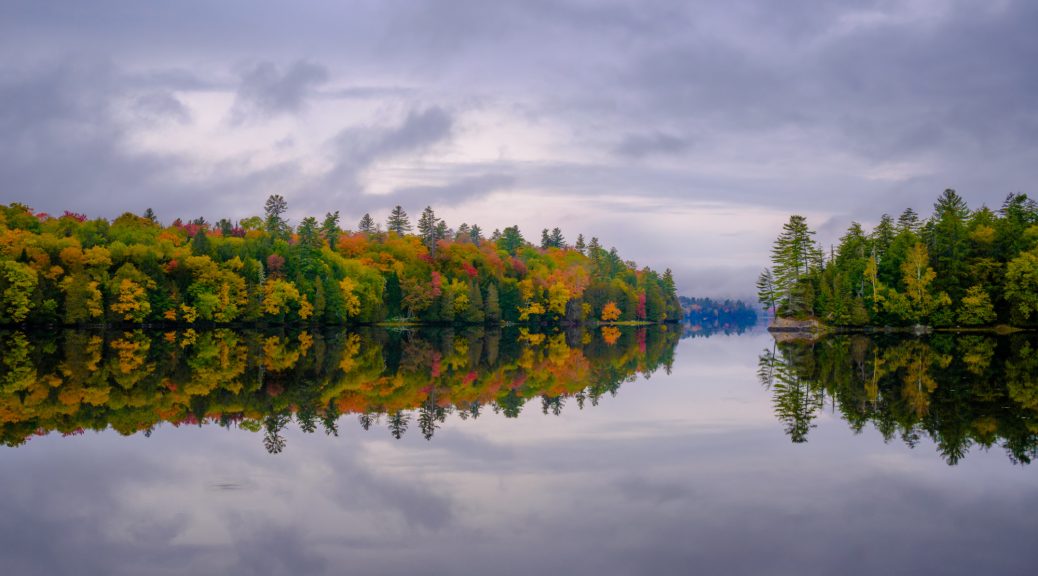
614, 132, 691, 158
1, 0, 1036, 296
230, 60, 329, 122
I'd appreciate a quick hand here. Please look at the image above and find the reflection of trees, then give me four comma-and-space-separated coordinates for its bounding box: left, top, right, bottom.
761, 334, 1038, 465
759, 342, 823, 443
0, 326, 678, 452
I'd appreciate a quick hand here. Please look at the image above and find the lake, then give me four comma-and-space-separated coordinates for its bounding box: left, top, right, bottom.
1, 325, 1036, 575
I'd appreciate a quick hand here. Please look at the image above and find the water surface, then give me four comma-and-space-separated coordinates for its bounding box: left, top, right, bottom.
1, 326, 1035, 575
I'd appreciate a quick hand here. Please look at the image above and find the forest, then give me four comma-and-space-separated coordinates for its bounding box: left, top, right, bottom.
0, 197, 680, 326
758, 189, 1038, 327
679, 296, 759, 336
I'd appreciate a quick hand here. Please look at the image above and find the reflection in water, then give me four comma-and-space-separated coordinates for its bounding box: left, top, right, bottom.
0, 326, 678, 452
759, 334, 1038, 464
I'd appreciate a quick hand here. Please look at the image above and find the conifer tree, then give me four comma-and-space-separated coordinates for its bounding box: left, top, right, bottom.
358, 213, 375, 234
387, 205, 411, 235
321, 211, 340, 249
264, 194, 289, 239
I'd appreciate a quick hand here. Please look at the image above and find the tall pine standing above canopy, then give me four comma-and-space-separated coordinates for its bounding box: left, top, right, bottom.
387, 206, 411, 235
769, 215, 821, 317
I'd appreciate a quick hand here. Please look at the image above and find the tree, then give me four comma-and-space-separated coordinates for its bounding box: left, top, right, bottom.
469, 224, 482, 246
0, 261, 38, 323
756, 268, 778, 313
769, 215, 820, 315
549, 227, 565, 248
1005, 248, 1038, 323
897, 242, 950, 323
957, 285, 996, 326
321, 211, 340, 248
575, 234, 586, 254
897, 207, 920, 233
498, 226, 525, 255
418, 206, 439, 253
540, 228, 551, 249
264, 194, 289, 239
358, 213, 375, 234
927, 189, 970, 300
387, 206, 412, 235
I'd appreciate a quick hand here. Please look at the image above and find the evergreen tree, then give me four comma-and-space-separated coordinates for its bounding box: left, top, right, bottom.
499, 226, 525, 255
321, 211, 340, 249
191, 228, 211, 255
756, 268, 778, 313
549, 227, 565, 248
386, 205, 412, 235
264, 194, 289, 239
897, 207, 920, 233
358, 213, 375, 234
417, 206, 439, 254
540, 228, 551, 249
470, 224, 482, 246
769, 215, 819, 314
927, 188, 970, 300
575, 234, 586, 254
871, 214, 896, 260
143, 208, 157, 223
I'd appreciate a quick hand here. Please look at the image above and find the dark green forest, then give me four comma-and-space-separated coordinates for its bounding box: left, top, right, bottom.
758, 189, 1038, 327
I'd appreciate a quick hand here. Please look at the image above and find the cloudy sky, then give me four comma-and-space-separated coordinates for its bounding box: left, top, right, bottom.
1, 0, 1035, 297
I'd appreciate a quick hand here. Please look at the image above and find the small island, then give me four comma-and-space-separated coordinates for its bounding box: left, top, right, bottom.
758, 189, 1038, 334
0, 197, 680, 327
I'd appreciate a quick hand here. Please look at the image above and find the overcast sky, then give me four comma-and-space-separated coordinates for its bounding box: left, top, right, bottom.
1, 0, 1035, 298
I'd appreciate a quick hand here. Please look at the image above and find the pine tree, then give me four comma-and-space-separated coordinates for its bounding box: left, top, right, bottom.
321, 211, 340, 249
264, 194, 289, 239
386, 205, 412, 235
470, 224, 482, 246
756, 268, 778, 313
769, 215, 819, 315
575, 234, 586, 254
143, 208, 157, 223
897, 207, 920, 233
358, 213, 375, 234
549, 227, 565, 248
540, 228, 551, 249
417, 206, 439, 254
871, 214, 896, 260
928, 188, 970, 300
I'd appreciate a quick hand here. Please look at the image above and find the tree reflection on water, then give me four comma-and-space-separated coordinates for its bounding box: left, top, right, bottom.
759, 334, 1038, 465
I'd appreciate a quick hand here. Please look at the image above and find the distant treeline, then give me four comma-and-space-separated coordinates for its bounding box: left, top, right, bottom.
0, 198, 680, 326
679, 296, 759, 336
758, 189, 1038, 327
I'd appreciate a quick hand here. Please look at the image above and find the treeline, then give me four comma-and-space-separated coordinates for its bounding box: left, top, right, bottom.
758, 189, 1038, 327
0, 197, 680, 326
759, 334, 1038, 465
0, 325, 679, 450
679, 296, 759, 336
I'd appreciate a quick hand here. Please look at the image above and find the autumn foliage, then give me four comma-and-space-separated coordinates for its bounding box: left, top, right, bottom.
0, 200, 680, 326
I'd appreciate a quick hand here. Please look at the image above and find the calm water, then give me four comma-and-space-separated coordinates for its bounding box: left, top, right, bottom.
1, 325, 1036, 575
